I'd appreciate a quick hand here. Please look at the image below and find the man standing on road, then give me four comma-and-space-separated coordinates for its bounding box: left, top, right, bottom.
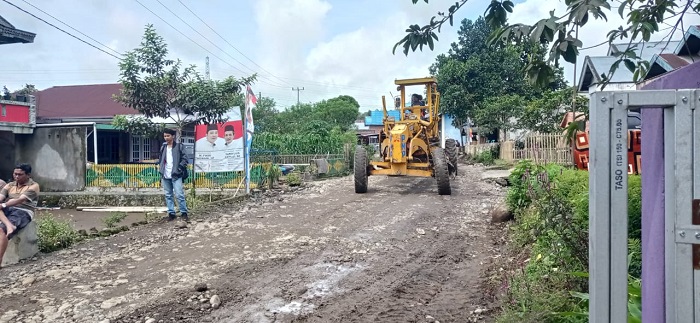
159, 129, 189, 222
0, 163, 40, 267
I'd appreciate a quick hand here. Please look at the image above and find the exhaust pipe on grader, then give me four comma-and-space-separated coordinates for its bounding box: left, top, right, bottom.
354, 77, 458, 195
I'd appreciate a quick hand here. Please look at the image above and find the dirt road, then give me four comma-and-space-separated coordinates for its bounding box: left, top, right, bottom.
1, 164, 507, 323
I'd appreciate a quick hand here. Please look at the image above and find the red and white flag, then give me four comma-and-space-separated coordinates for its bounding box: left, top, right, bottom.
245, 85, 256, 135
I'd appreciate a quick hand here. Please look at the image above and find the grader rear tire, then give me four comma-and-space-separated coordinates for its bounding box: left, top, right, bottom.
445, 138, 458, 176
432, 147, 451, 195
354, 146, 368, 193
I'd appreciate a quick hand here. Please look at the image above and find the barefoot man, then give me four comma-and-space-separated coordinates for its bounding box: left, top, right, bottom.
0, 163, 40, 266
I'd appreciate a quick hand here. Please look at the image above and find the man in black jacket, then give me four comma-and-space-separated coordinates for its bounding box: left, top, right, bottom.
159, 128, 189, 222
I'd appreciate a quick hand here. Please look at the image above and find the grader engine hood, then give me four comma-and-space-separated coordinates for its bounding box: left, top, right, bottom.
389, 124, 410, 163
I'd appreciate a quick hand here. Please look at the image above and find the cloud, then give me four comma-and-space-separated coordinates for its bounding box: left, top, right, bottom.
250, 0, 465, 110
254, 0, 332, 75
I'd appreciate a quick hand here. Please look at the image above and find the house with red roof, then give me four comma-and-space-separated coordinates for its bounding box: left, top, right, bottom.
35, 83, 195, 164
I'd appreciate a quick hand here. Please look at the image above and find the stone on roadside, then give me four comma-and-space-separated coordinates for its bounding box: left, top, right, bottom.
194, 282, 208, 292
495, 177, 508, 187
210, 294, 221, 309
22, 276, 36, 286
489, 202, 513, 223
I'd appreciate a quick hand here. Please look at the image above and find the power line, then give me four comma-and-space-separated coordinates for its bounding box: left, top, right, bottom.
1, 0, 122, 60
173, 0, 397, 93
151, 0, 286, 87
131, 0, 249, 78
18, 0, 123, 57
175, 0, 292, 86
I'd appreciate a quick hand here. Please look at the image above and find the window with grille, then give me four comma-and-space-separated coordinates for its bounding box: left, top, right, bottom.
130, 135, 155, 162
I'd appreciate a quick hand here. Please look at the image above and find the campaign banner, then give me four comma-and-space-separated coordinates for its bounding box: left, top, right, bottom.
193, 107, 245, 173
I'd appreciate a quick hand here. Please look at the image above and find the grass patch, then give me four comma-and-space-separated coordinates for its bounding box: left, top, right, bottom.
36, 213, 82, 253
493, 160, 643, 321
102, 211, 127, 228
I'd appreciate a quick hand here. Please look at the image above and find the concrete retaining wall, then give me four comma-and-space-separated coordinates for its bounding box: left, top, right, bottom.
15, 127, 86, 192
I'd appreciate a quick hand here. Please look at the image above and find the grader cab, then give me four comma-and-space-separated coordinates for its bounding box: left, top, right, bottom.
354, 77, 458, 195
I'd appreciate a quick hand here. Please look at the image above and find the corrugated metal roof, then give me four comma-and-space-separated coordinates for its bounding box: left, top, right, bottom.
659, 53, 691, 69
364, 109, 401, 126
586, 56, 636, 83
609, 40, 681, 61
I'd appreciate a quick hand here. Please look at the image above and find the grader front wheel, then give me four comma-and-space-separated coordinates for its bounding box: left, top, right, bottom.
432, 147, 451, 195
354, 146, 368, 193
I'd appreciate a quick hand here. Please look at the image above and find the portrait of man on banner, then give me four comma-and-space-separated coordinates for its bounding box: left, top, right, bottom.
193, 108, 245, 173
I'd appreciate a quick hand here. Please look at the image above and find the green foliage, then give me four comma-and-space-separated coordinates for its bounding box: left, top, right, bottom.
429, 17, 564, 125
259, 96, 359, 135
557, 272, 642, 323
475, 94, 524, 134
246, 94, 359, 155
253, 128, 355, 155
506, 160, 565, 212
500, 163, 645, 321
361, 144, 377, 160
37, 213, 81, 253
286, 172, 302, 186
313, 96, 361, 131
144, 212, 161, 223
186, 187, 206, 211
251, 97, 278, 133
265, 164, 282, 189
474, 149, 496, 165
393, 0, 473, 56
399, 0, 696, 88
14, 84, 37, 96
103, 212, 128, 228
519, 87, 589, 133
112, 115, 165, 139
628, 238, 642, 279
497, 243, 588, 323
628, 175, 642, 240
114, 24, 256, 134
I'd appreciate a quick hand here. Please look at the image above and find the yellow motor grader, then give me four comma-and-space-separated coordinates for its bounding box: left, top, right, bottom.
354, 77, 458, 195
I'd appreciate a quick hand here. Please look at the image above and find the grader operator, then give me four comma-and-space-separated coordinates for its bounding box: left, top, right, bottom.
354, 77, 458, 195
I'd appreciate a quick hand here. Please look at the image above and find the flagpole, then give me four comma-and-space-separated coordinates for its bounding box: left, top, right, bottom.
243, 96, 250, 195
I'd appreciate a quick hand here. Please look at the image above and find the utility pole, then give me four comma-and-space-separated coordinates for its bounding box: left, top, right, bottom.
292, 87, 304, 105
205, 56, 210, 81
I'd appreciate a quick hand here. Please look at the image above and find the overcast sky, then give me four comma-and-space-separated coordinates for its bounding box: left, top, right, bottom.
2, 0, 698, 112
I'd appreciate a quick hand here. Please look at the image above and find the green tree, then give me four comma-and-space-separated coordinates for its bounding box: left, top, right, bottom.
396, 0, 697, 87
313, 95, 361, 131
519, 87, 589, 133
272, 103, 316, 134
15, 84, 37, 96
113, 24, 256, 138
431, 17, 564, 125
251, 96, 279, 133
474, 94, 524, 135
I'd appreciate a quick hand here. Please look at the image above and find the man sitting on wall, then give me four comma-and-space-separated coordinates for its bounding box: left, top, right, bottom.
0, 163, 40, 267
